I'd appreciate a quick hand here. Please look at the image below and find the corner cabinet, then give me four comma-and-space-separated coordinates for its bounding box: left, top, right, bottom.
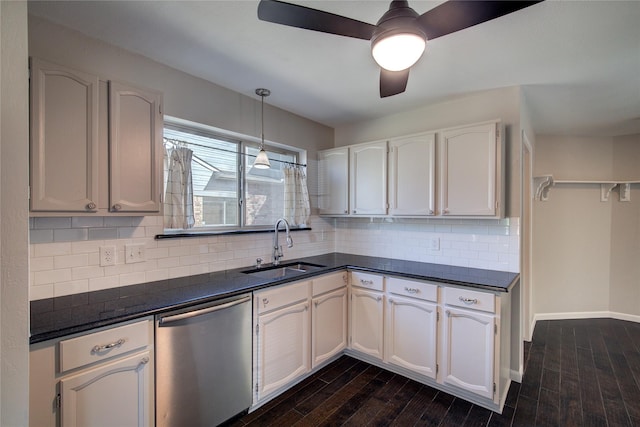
311, 272, 348, 368
318, 147, 349, 215
349, 272, 385, 359
29, 58, 163, 215
439, 121, 503, 217
349, 141, 388, 216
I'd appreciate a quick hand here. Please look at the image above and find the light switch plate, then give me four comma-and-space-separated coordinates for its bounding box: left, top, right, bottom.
125, 244, 146, 264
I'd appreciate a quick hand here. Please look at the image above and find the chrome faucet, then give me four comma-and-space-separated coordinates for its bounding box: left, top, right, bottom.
273, 218, 293, 265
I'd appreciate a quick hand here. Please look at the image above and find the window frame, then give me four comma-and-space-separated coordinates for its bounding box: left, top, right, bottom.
163, 117, 305, 235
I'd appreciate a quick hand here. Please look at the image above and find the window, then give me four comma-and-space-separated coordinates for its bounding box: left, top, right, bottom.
163, 121, 301, 233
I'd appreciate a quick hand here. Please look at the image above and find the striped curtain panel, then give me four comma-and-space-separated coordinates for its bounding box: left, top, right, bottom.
164, 146, 195, 229
283, 165, 310, 226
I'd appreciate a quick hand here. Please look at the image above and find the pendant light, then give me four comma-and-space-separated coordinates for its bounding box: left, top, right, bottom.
253, 88, 271, 169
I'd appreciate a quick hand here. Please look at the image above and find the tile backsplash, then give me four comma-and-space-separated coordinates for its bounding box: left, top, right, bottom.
29, 215, 520, 300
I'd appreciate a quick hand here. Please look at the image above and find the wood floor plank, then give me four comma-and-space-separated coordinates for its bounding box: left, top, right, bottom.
487, 404, 514, 427
576, 347, 607, 426
390, 385, 437, 426
418, 391, 455, 425
535, 388, 559, 426
512, 394, 538, 426
608, 352, 640, 421
341, 372, 406, 426
504, 380, 520, 409
462, 404, 492, 427
559, 373, 583, 427
541, 367, 560, 392
519, 343, 544, 399
367, 377, 422, 426
439, 397, 473, 427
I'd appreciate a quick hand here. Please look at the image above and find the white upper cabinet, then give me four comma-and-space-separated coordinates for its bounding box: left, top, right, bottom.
318, 147, 349, 215
30, 58, 100, 213
349, 140, 388, 215
439, 121, 503, 217
29, 58, 163, 216
109, 81, 163, 213
388, 133, 436, 216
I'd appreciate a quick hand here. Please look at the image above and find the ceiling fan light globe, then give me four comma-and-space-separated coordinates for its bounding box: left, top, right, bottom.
253, 148, 271, 169
372, 32, 426, 71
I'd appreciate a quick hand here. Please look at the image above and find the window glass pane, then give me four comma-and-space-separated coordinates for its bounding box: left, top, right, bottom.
245, 146, 296, 226
164, 127, 239, 228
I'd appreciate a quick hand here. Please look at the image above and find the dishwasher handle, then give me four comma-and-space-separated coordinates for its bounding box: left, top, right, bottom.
158, 295, 251, 325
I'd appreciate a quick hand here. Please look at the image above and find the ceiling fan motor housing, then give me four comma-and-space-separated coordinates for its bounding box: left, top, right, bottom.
372, 0, 427, 45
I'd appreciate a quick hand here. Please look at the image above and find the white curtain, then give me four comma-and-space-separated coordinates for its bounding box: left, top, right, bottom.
284, 164, 310, 226
164, 146, 195, 229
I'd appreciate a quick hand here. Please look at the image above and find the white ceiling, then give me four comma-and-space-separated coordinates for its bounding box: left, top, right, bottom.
28, 0, 640, 136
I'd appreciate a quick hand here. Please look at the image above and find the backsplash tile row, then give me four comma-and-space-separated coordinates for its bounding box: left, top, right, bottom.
29, 215, 520, 301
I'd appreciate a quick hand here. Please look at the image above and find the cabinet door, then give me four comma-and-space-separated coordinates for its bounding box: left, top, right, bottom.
318, 147, 349, 215
385, 296, 438, 379
256, 300, 310, 400
60, 351, 152, 427
440, 122, 499, 216
109, 81, 163, 213
441, 306, 495, 399
388, 133, 435, 216
30, 58, 99, 212
350, 287, 384, 359
312, 287, 348, 368
349, 141, 387, 215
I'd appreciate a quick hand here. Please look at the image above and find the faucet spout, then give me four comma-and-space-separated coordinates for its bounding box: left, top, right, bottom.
273, 218, 293, 265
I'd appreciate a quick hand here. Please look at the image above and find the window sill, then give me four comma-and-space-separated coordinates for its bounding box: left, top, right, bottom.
155, 226, 312, 240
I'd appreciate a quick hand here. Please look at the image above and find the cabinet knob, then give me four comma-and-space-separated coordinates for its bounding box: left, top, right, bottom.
344, 210, 348, 214
112, 204, 122, 211
352, 210, 356, 214
86, 202, 96, 210
139, 356, 150, 365
429, 210, 434, 215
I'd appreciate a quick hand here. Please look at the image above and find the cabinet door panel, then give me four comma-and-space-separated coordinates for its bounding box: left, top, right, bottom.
386, 296, 437, 378
350, 288, 384, 359
318, 147, 349, 215
441, 306, 494, 399
440, 122, 497, 216
257, 300, 310, 399
388, 134, 435, 216
30, 59, 99, 212
312, 287, 347, 368
60, 351, 152, 427
109, 82, 162, 213
350, 141, 387, 215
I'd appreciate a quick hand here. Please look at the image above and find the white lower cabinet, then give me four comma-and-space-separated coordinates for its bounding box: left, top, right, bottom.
349, 272, 385, 359
312, 286, 348, 368
29, 318, 154, 427
253, 280, 311, 404
385, 295, 438, 379
60, 351, 152, 427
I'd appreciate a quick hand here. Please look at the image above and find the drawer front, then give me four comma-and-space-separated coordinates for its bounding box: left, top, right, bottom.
350, 271, 384, 292
59, 319, 150, 372
312, 271, 348, 296
256, 280, 310, 314
444, 287, 496, 313
387, 277, 438, 302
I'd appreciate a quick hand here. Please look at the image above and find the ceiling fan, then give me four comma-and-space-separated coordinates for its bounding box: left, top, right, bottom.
258, 0, 543, 97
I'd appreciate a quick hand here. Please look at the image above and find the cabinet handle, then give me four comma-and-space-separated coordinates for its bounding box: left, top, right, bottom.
360, 279, 374, 286
429, 210, 434, 215
443, 209, 450, 215
314, 301, 319, 307
376, 296, 382, 302
112, 204, 122, 211
262, 298, 269, 307
404, 287, 420, 294
91, 338, 125, 354
139, 356, 150, 365
86, 201, 96, 210
446, 310, 451, 317
459, 296, 478, 305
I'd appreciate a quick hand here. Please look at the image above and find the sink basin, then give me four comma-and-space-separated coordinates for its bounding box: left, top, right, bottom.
242, 262, 325, 280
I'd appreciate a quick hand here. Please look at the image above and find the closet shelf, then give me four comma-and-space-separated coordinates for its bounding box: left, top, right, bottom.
534, 175, 640, 202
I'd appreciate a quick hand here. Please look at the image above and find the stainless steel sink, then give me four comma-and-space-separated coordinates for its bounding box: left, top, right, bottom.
242, 262, 325, 280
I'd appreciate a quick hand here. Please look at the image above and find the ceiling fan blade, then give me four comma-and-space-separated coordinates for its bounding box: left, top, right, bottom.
257, 0, 377, 40
380, 68, 410, 98
417, 1, 544, 40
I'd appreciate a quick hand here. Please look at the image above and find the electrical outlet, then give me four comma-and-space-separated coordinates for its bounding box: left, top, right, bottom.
429, 237, 440, 251
100, 246, 116, 266
125, 244, 146, 264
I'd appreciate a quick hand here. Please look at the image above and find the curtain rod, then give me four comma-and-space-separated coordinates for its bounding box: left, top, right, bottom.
163, 137, 307, 168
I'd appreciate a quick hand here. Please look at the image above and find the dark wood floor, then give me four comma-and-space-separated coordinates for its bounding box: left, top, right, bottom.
233, 318, 640, 426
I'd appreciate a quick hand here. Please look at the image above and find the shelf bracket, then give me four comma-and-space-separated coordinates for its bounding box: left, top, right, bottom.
600, 183, 618, 202
619, 183, 631, 202
534, 175, 554, 201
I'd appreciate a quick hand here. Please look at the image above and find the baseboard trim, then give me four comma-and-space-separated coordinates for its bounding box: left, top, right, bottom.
533, 311, 640, 324
510, 369, 523, 383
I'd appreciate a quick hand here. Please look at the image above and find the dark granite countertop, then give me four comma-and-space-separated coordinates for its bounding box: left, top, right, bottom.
30, 252, 519, 344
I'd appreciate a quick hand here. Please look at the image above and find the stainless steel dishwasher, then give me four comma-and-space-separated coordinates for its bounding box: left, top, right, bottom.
155, 294, 252, 427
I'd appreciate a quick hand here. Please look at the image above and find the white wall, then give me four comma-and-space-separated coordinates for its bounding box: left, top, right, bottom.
532, 134, 640, 319
1, 1, 30, 425
27, 16, 336, 300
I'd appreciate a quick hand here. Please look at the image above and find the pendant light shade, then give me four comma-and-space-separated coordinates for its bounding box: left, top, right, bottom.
254, 88, 271, 169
